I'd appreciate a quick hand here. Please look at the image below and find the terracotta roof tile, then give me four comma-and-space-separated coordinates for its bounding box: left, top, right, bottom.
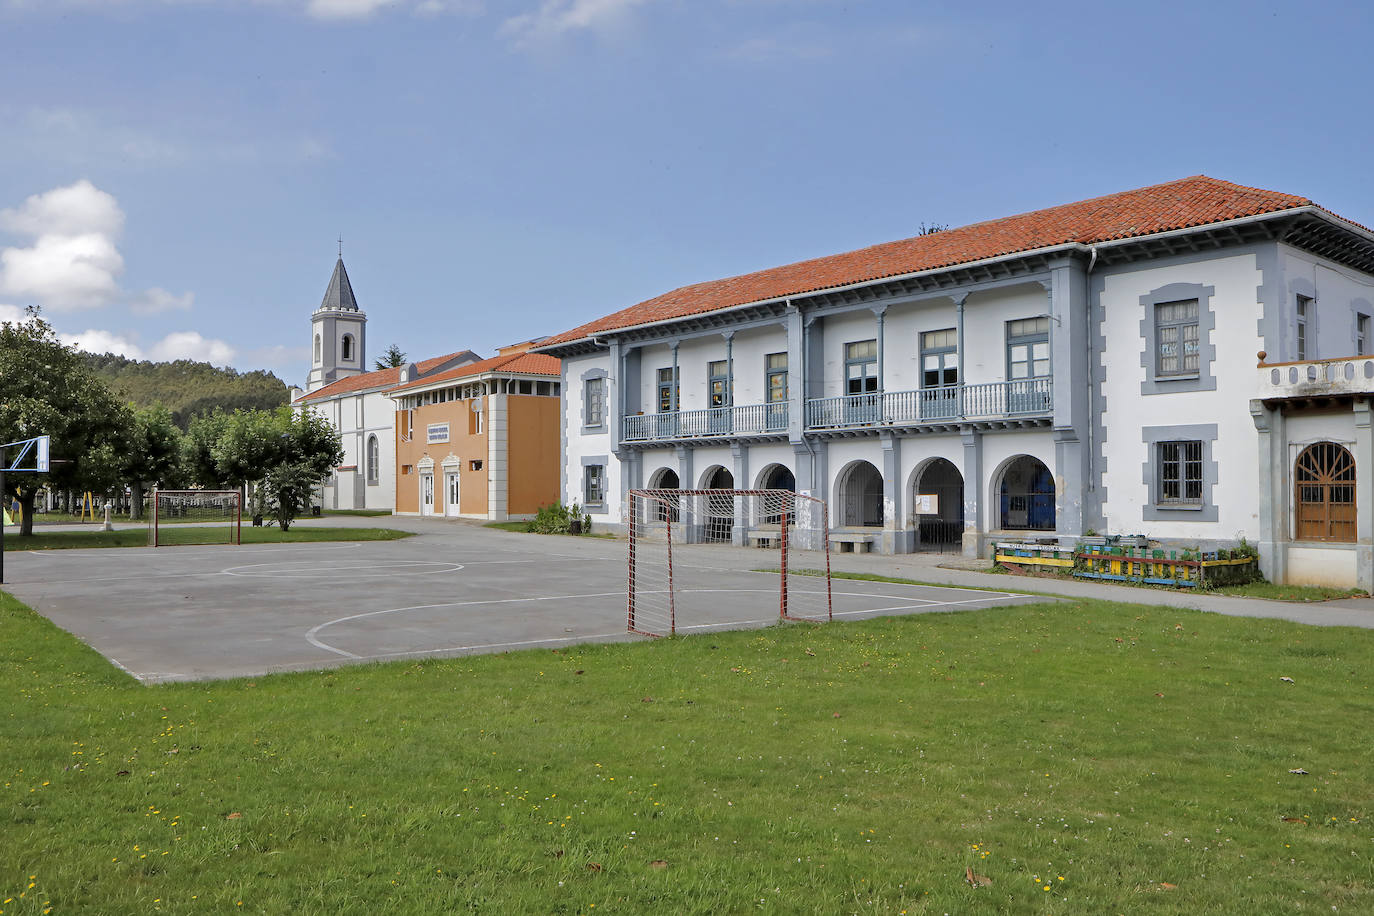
542, 176, 1318, 347
294, 350, 478, 403
389, 351, 560, 393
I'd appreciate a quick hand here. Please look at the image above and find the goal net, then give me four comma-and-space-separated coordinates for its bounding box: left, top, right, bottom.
626, 488, 832, 638
147, 490, 242, 546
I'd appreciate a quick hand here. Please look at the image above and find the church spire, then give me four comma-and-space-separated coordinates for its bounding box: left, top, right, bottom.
318, 256, 360, 312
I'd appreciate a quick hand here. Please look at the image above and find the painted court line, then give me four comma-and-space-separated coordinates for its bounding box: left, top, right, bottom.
222, 560, 464, 579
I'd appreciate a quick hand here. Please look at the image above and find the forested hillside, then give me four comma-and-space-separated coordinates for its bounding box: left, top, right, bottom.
82, 353, 291, 429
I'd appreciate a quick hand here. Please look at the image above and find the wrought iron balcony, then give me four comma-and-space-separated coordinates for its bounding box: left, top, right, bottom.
623, 402, 789, 442
805, 379, 1053, 430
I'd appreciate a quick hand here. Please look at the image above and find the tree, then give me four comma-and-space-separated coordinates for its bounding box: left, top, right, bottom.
181, 411, 229, 488
206, 406, 342, 530
374, 344, 407, 370
0, 309, 133, 535
121, 405, 183, 519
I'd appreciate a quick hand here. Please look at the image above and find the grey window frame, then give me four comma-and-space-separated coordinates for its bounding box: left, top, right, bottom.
844, 339, 878, 395
1139, 283, 1217, 395
657, 367, 678, 413
1141, 423, 1218, 521
920, 328, 958, 388
708, 359, 729, 408
1005, 318, 1050, 382
1156, 440, 1203, 507
583, 375, 606, 430
1154, 300, 1199, 377
1296, 294, 1312, 361
583, 462, 606, 508
765, 352, 788, 403
1359, 313, 1371, 356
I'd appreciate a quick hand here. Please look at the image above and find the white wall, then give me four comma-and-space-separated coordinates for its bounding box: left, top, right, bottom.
1280, 246, 1374, 361
561, 351, 619, 519
1097, 252, 1263, 541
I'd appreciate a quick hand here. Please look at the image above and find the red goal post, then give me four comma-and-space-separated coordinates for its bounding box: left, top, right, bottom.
626, 488, 832, 638
148, 489, 242, 546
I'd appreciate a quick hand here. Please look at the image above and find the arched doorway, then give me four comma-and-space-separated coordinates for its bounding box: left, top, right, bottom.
1295, 442, 1356, 541
755, 464, 796, 526
700, 466, 734, 542
998, 456, 1054, 531
647, 467, 680, 523
913, 458, 963, 550
837, 460, 883, 528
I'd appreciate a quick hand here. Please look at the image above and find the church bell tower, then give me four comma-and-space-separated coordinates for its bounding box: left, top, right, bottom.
306, 252, 367, 393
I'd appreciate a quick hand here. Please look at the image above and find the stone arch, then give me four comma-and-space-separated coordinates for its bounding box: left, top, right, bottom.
834, 459, 883, 528
993, 454, 1055, 531
341, 333, 355, 362
699, 465, 733, 490
645, 466, 679, 522
909, 456, 963, 548
754, 463, 796, 491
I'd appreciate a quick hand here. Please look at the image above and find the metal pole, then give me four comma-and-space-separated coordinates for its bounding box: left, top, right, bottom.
1, 467, 6, 585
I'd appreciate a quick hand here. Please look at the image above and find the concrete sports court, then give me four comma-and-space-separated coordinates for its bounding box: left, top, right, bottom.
3, 517, 1043, 683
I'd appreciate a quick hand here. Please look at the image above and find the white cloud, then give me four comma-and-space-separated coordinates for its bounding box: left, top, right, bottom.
503, 0, 649, 45
305, 0, 399, 18
0, 304, 31, 325
148, 331, 237, 366
60, 328, 146, 359
130, 287, 195, 316
0, 179, 124, 238
0, 180, 126, 311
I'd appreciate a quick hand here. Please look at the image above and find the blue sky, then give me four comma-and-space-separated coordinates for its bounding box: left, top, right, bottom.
2, 0, 1372, 387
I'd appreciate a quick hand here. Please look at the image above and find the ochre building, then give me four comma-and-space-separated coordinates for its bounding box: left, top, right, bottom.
390, 343, 561, 520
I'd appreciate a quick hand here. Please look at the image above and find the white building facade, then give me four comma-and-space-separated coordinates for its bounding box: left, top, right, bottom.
540, 176, 1374, 589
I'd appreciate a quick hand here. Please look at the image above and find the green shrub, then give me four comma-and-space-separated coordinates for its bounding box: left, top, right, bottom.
528, 502, 592, 535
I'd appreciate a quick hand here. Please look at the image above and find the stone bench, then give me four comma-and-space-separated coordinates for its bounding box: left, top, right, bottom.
829, 531, 877, 553
746, 526, 783, 549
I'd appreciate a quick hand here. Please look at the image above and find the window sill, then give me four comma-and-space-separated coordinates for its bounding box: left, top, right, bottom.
1154, 373, 1201, 382
581, 425, 607, 434
1154, 503, 1205, 512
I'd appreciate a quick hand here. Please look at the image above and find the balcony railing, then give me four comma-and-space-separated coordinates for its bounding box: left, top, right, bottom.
1259, 354, 1374, 399
623, 402, 789, 442
805, 379, 1053, 430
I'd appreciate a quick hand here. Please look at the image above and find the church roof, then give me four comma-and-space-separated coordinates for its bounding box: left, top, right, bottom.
294, 350, 480, 403
318, 257, 360, 312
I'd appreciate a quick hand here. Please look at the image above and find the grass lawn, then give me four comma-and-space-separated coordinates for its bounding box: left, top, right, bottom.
1210, 581, 1368, 601
2, 526, 412, 550
1, 593, 1370, 914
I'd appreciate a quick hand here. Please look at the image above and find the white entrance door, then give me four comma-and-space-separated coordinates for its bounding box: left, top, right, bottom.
444, 471, 461, 517
420, 473, 435, 516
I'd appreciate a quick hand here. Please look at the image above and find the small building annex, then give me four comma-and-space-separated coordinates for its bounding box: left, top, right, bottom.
537, 175, 1374, 590
389, 342, 561, 521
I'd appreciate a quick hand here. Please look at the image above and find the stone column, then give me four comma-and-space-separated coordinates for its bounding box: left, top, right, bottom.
961, 428, 983, 557
1354, 401, 1373, 591
1250, 400, 1287, 584
731, 442, 748, 546
880, 432, 910, 553
1047, 256, 1091, 539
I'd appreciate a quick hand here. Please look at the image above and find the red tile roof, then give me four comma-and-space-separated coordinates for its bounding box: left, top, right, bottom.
542, 176, 1320, 347
389, 351, 560, 393
295, 350, 477, 403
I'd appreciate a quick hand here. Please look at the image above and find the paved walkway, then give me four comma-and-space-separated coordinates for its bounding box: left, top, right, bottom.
818, 548, 1374, 629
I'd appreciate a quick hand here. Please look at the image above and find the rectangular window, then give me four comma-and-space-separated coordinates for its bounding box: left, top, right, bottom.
583, 464, 605, 505
708, 359, 729, 408
657, 367, 678, 412
1007, 317, 1051, 380
1296, 295, 1311, 360
1157, 440, 1204, 506
765, 352, 788, 402
584, 377, 605, 428
845, 339, 878, 394
426, 423, 449, 444
1360, 314, 1370, 356
1154, 300, 1199, 376
920, 328, 958, 387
